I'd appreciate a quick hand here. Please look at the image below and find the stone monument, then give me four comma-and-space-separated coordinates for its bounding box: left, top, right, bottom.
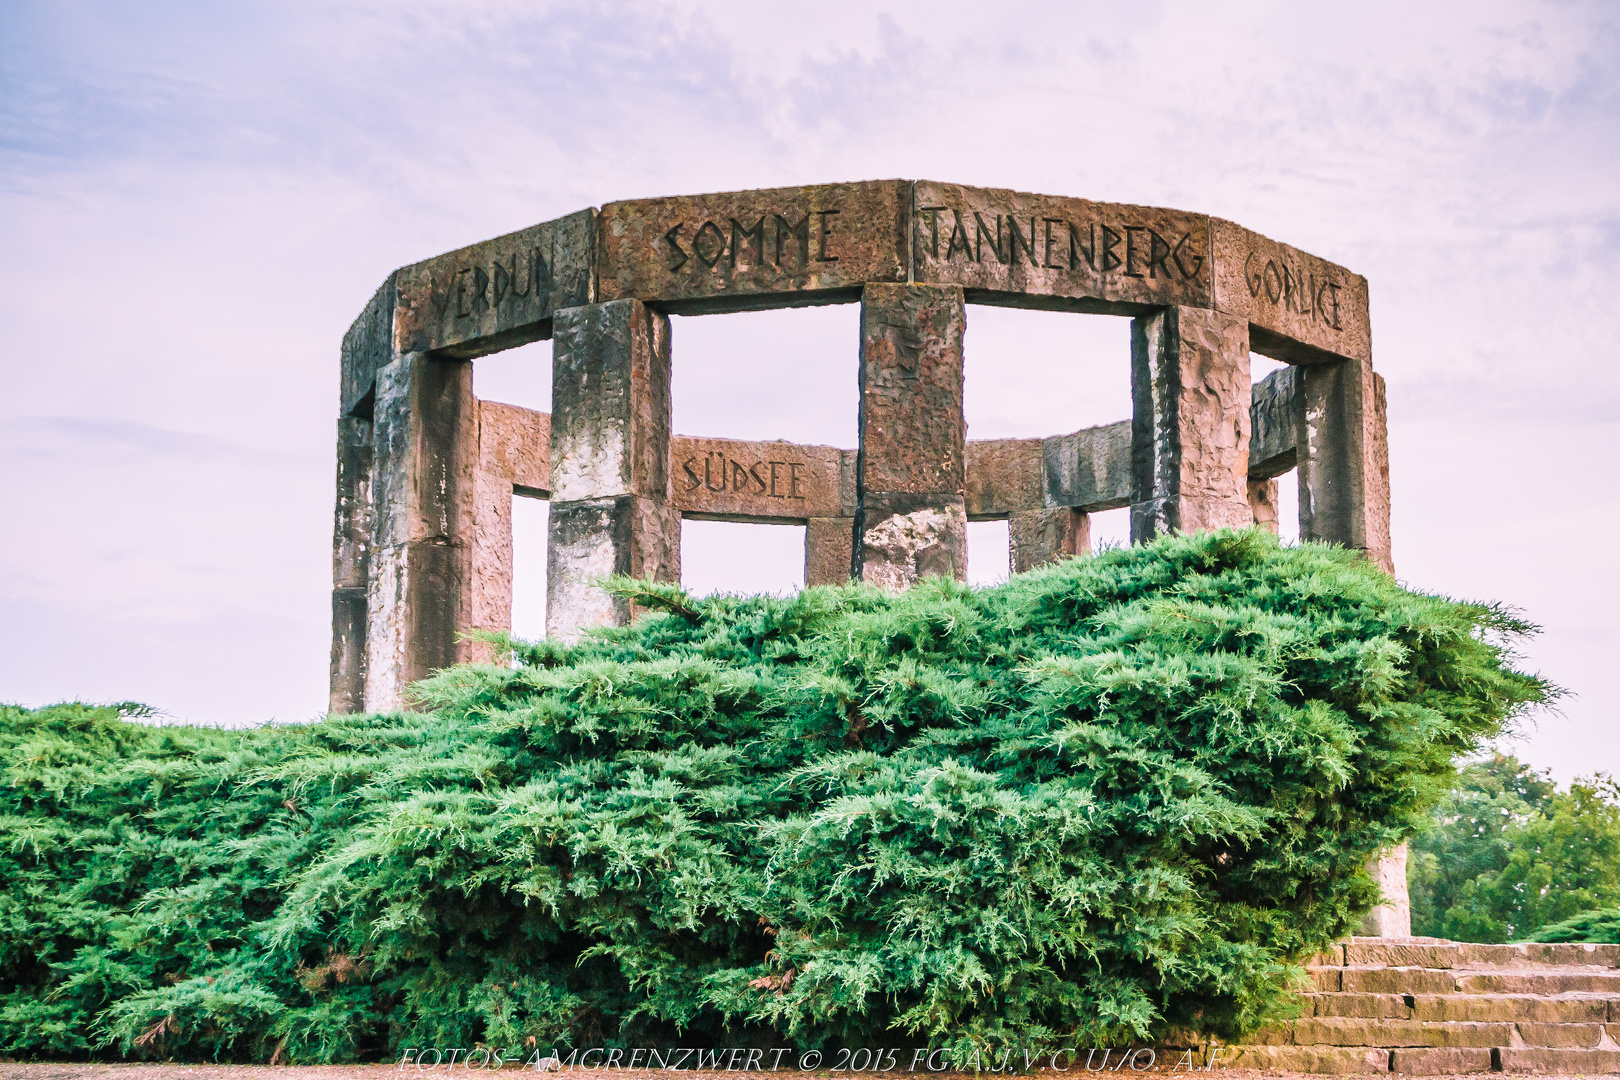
328, 180, 1401, 933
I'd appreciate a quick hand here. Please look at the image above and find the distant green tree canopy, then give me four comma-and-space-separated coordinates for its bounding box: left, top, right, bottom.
1409, 755, 1620, 942
0, 531, 1549, 1064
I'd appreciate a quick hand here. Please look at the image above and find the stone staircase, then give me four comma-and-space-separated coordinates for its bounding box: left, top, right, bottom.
1224, 938, 1620, 1074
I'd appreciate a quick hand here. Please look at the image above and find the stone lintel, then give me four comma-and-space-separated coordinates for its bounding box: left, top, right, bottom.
912, 181, 1211, 313
546, 496, 681, 641
394, 209, 595, 360
805, 517, 855, 587
341, 272, 398, 419
1010, 507, 1088, 573
478, 400, 551, 497
1042, 421, 1132, 512
1131, 307, 1253, 541
1211, 218, 1370, 364
598, 181, 909, 314
550, 300, 671, 503
966, 438, 1044, 518
672, 436, 844, 521
1249, 366, 1301, 479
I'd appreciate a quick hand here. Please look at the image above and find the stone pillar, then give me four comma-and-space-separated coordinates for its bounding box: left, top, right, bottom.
805, 518, 855, 586
1010, 507, 1088, 573
1247, 477, 1281, 534
465, 459, 514, 666
363, 353, 477, 711
1130, 307, 1253, 542
547, 300, 679, 640
854, 283, 967, 590
1361, 841, 1412, 938
328, 417, 372, 714
1299, 360, 1393, 573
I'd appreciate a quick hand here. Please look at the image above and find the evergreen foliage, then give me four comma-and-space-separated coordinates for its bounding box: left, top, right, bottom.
1525, 908, 1620, 943
0, 531, 1549, 1063
1409, 755, 1620, 942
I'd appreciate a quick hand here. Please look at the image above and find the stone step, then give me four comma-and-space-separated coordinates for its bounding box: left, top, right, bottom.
1323, 937, 1620, 970
1251, 1015, 1619, 1048
1227, 1044, 1620, 1074
1309, 964, 1620, 995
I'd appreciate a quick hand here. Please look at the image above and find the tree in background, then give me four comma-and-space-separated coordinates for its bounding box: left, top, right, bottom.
1410, 755, 1620, 942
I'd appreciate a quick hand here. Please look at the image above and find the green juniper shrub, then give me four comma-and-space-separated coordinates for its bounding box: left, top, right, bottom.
1526, 908, 1620, 944
0, 530, 1551, 1062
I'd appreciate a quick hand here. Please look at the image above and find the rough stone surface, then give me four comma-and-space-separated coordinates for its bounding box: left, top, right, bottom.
1514, 1022, 1606, 1048
463, 468, 514, 666
1010, 507, 1088, 573
1458, 971, 1620, 994
1249, 365, 1301, 477
856, 495, 968, 592
545, 497, 680, 642
598, 181, 908, 314
912, 181, 1210, 312
478, 401, 550, 496
1223, 1046, 1388, 1074
672, 436, 843, 521
1309, 993, 1413, 1020
341, 273, 397, 419
1497, 1047, 1620, 1073
857, 283, 966, 496
1130, 306, 1253, 541
1360, 844, 1413, 938
1299, 356, 1394, 574
363, 354, 477, 711
1312, 967, 1346, 992
1345, 941, 1459, 968
1210, 217, 1371, 364
394, 210, 594, 360
1413, 994, 1608, 1024
1042, 421, 1132, 511
1388, 1047, 1494, 1074
1291, 1017, 1425, 1047
965, 438, 1044, 517
804, 517, 855, 587
329, 418, 373, 714
1341, 967, 1457, 995
1248, 477, 1281, 533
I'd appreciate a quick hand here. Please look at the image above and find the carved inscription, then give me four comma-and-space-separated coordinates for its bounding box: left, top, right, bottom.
1242, 250, 1342, 330
427, 248, 551, 322
596, 181, 908, 311
680, 449, 809, 500
911, 181, 1210, 310
663, 210, 843, 273
915, 207, 1203, 282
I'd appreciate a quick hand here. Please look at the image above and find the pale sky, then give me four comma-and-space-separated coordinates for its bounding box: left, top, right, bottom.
2, 1, 1615, 781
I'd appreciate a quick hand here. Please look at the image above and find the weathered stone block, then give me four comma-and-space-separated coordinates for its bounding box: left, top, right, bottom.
1422, 1021, 1516, 1048
478, 401, 550, 496
1360, 844, 1413, 939
1389, 1048, 1494, 1075
1414, 995, 1605, 1024
1457, 971, 1620, 994
1312, 993, 1412, 1020
598, 181, 908, 313
966, 438, 1044, 517
550, 300, 671, 503
1521, 942, 1620, 967
329, 417, 374, 714
1210, 217, 1371, 364
1310, 944, 1348, 968
1043, 421, 1131, 511
672, 436, 843, 521
858, 283, 966, 495
1293, 1017, 1424, 1046
1010, 507, 1087, 573
328, 587, 367, 716
856, 493, 967, 591
1312, 966, 1346, 992
1341, 967, 1457, 995
1300, 356, 1393, 573
912, 181, 1210, 312
805, 517, 854, 587
364, 353, 477, 711
464, 468, 514, 665
1130, 306, 1253, 541
1224, 1046, 1388, 1074
545, 496, 680, 642
395, 210, 594, 360
1345, 942, 1458, 969
1248, 477, 1280, 533
1497, 1047, 1620, 1073
342, 272, 397, 418
1249, 365, 1300, 477
1515, 1022, 1604, 1048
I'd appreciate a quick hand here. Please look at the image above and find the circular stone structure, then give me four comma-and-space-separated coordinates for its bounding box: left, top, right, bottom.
329, 179, 1390, 715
